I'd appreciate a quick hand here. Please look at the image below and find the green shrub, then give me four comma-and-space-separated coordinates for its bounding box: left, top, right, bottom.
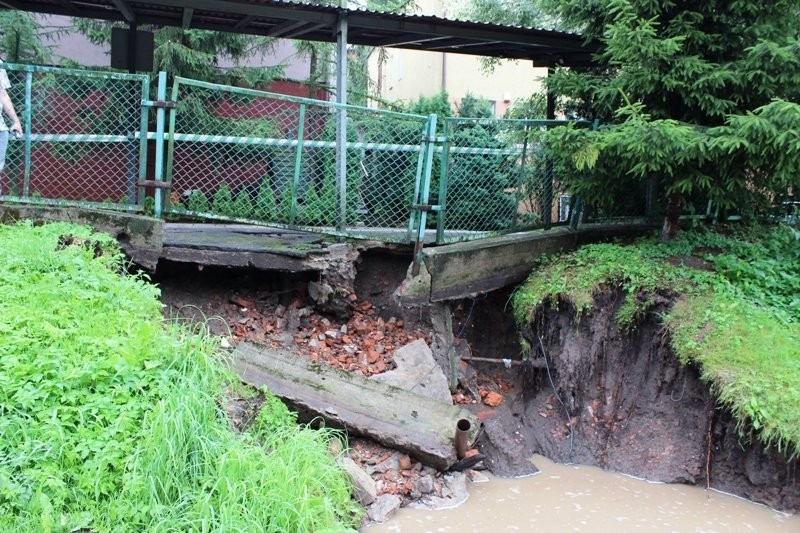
212, 184, 234, 217
186, 190, 210, 212
253, 179, 277, 221
233, 188, 254, 219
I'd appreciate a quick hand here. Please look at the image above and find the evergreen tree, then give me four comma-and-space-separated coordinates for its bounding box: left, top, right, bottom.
539, 0, 800, 239
0, 12, 53, 64
73, 20, 281, 83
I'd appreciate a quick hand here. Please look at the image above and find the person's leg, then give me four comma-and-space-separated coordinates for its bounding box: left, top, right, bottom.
0, 131, 8, 195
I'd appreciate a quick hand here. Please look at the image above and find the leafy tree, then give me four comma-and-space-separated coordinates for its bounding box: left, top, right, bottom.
504, 92, 547, 120
232, 189, 254, 218
539, 0, 800, 240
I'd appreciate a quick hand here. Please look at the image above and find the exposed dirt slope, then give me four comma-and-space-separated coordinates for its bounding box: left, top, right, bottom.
497, 288, 799, 512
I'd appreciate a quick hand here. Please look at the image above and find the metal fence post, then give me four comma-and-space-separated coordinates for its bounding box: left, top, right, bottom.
435, 119, 450, 244
134, 75, 150, 206
515, 123, 530, 231
22, 69, 32, 197
164, 77, 180, 209
153, 71, 168, 218
411, 114, 438, 276
407, 119, 430, 242
290, 103, 307, 225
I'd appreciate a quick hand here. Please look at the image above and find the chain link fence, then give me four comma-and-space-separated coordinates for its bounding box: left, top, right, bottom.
0, 64, 149, 209
165, 78, 432, 242
0, 64, 607, 246
433, 118, 589, 244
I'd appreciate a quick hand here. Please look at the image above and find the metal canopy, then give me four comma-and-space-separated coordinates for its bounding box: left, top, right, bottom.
9, 0, 597, 67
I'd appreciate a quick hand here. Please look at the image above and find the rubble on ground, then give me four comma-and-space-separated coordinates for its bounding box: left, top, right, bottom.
163, 287, 513, 525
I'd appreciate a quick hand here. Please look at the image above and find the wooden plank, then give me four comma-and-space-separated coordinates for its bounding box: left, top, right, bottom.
233, 342, 480, 471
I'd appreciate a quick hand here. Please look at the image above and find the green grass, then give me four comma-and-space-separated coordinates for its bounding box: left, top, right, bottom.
512, 224, 800, 458
668, 293, 800, 456
0, 220, 362, 531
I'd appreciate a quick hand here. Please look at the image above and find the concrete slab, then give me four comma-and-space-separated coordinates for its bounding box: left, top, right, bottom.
395, 223, 660, 304
233, 341, 480, 470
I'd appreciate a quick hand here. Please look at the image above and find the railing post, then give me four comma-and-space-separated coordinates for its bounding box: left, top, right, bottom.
434, 119, 450, 244
135, 75, 150, 206
407, 120, 429, 242
411, 113, 438, 276
153, 71, 167, 217
290, 103, 307, 225
164, 77, 180, 211
22, 69, 32, 197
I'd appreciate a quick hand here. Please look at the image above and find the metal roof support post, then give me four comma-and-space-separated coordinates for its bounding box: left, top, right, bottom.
335, 11, 348, 233
543, 63, 556, 229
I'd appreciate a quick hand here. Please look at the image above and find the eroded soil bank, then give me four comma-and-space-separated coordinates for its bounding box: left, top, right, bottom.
152, 256, 799, 515
483, 288, 800, 513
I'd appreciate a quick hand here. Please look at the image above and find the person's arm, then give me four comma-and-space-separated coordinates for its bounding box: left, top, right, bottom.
0, 89, 21, 136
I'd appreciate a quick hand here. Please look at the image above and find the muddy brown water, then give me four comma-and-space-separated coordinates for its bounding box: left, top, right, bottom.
364, 456, 800, 532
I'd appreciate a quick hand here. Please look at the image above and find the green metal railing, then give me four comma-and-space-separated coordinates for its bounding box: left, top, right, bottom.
431, 117, 591, 244
163, 77, 434, 243
0, 63, 149, 211
0, 63, 600, 247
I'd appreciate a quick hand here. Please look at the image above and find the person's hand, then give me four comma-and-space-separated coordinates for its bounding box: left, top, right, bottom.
10, 120, 21, 138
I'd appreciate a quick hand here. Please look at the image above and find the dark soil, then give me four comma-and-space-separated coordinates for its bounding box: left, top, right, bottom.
152, 257, 800, 514
505, 288, 800, 513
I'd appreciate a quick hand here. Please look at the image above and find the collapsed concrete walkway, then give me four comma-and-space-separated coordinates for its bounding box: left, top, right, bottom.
233, 341, 480, 470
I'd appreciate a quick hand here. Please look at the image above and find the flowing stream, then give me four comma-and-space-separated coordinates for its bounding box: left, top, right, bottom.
364, 455, 799, 532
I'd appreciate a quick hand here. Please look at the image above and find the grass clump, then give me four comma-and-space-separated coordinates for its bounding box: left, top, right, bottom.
512, 224, 800, 458
0, 220, 362, 531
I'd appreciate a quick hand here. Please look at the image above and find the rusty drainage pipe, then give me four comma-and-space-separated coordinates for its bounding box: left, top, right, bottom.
455, 418, 472, 459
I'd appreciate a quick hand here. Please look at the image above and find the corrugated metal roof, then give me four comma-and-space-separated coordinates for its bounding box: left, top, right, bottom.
14, 0, 597, 66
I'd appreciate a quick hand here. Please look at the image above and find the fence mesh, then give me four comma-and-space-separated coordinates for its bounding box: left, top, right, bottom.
0, 65, 148, 208
0, 65, 622, 247
166, 79, 430, 242
434, 118, 579, 243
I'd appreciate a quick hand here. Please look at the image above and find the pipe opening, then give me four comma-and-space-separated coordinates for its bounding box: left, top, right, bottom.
455, 418, 472, 459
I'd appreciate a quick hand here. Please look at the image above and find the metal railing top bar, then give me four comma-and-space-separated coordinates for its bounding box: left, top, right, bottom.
22, 134, 135, 142
1, 62, 149, 82
155, 131, 425, 152
444, 117, 592, 127
439, 145, 528, 155
173, 76, 429, 120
